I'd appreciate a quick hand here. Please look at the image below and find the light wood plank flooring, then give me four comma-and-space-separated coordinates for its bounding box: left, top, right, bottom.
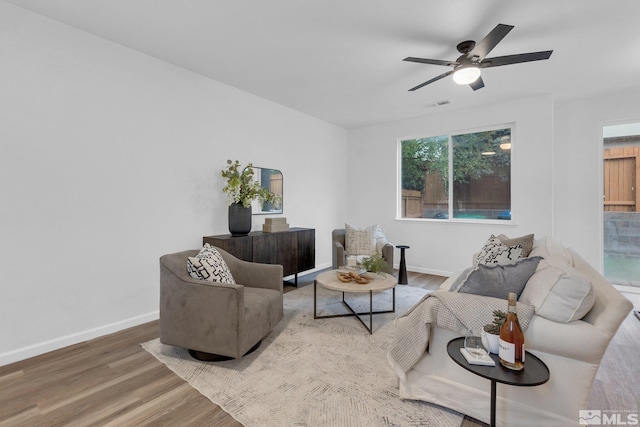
1, 270, 638, 427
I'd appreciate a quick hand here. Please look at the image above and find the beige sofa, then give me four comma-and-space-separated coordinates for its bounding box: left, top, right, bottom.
393, 239, 632, 427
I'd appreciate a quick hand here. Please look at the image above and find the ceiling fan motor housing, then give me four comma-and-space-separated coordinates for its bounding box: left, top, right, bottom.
456, 40, 476, 54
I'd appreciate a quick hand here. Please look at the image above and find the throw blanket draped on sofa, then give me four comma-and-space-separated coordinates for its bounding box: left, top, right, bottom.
387, 291, 535, 381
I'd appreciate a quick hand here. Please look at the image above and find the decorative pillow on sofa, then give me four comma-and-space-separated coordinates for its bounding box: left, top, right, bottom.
519, 265, 595, 322
345, 223, 378, 256
447, 266, 475, 293
187, 246, 235, 284
453, 256, 543, 299
476, 235, 524, 266
496, 233, 535, 257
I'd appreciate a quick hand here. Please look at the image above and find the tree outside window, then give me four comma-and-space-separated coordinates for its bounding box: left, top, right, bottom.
400, 126, 512, 221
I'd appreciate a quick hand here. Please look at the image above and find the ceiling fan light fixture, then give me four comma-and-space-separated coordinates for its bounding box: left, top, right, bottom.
452, 67, 481, 85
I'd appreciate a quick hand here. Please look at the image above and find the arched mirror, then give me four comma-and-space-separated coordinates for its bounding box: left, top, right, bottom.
249, 167, 283, 214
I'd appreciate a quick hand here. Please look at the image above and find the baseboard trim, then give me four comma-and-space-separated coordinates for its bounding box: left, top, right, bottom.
0, 311, 159, 367
283, 262, 332, 281
614, 284, 640, 295
403, 265, 453, 278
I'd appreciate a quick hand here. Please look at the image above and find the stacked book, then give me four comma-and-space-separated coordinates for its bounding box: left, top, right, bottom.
262, 217, 290, 233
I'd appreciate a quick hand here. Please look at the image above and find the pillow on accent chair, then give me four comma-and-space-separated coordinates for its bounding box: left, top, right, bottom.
453, 256, 543, 299
194, 243, 219, 259
476, 235, 524, 266
345, 223, 378, 256
374, 226, 391, 254
187, 246, 236, 284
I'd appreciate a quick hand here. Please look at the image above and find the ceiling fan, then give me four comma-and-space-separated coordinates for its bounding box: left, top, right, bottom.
404, 24, 553, 91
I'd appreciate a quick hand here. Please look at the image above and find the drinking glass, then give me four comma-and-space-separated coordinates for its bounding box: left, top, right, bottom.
464, 329, 486, 357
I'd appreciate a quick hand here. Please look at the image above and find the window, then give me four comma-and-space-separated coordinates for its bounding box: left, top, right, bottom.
602, 122, 640, 288
400, 126, 512, 221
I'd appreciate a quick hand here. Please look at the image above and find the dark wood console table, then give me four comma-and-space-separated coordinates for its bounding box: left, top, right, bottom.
203, 227, 315, 286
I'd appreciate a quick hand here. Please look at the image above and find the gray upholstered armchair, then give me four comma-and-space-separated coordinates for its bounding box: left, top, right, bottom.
159, 247, 283, 361
332, 228, 394, 274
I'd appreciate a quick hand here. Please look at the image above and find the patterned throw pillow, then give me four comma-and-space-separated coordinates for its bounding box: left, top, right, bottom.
476, 235, 523, 265
195, 243, 219, 259
345, 223, 378, 256
496, 233, 535, 257
187, 246, 235, 284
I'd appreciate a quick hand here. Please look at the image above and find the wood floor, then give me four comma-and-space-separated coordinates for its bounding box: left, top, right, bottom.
1, 270, 638, 427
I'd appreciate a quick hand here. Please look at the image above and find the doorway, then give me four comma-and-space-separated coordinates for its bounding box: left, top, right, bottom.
603, 122, 640, 288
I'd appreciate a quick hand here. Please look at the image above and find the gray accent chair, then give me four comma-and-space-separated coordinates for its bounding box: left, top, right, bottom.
160, 247, 283, 360
331, 228, 394, 274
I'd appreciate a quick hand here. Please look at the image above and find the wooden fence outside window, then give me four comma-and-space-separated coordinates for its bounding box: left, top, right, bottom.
604, 146, 640, 212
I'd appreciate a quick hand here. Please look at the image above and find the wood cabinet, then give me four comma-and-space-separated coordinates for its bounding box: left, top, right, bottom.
203, 227, 315, 286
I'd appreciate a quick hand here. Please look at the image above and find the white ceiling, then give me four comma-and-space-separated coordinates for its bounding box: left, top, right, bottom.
5, 0, 640, 129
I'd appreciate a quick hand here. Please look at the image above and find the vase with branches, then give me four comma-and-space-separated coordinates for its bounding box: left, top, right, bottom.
221, 160, 280, 235
221, 160, 280, 208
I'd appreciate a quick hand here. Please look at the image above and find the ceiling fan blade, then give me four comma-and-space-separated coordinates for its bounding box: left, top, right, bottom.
469, 76, 485, 91
468, 24, 514, 61
408, 70, 454, 91
403, 57, 458, 67
480, 50, 553, 68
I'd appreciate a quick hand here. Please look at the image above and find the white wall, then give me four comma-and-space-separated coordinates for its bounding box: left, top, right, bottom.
554, 86, 640, 270
347, 95, 554, 275
0, 2, 348, 366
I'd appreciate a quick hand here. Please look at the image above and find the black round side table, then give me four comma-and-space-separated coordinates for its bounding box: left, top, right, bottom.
447, 337, 549, 427
396, 245, 410, 284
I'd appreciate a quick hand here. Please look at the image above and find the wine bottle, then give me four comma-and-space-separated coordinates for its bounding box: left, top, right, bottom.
498, 292, 525, 371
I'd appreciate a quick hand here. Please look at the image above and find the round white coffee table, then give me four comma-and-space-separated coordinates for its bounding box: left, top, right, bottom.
313, 270, 397, 334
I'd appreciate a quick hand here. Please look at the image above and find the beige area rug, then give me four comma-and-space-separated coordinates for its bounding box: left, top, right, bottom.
143, 283, 463, 427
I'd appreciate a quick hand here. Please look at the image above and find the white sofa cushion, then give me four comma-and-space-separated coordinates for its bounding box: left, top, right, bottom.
529, 236, 573, 267
345, 223, 378, 256
520, 261, 595, 322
